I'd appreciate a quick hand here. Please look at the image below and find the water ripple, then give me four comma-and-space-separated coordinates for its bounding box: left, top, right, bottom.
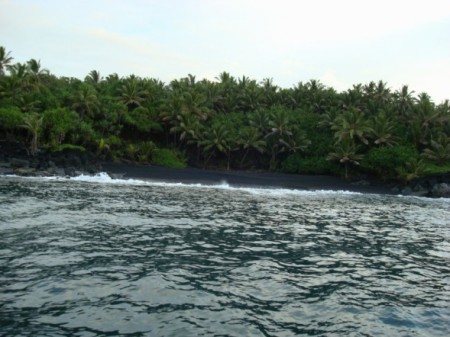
1, 177, 450, 336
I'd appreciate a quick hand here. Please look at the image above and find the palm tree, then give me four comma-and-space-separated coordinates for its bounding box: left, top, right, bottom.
0, 76, 15, 99
85, 70, 103, 86
16, 93, 40, 113
327, 138, 363, 179
396, 158, 425, 183
160, 93, 186, 145
199, 123, 236, 169
409, 93, 439, 145
72, 84, 100, 119
181, 91, 211, 121
27, 59, 49, 76
265, 108, 308, 169
341, 84, 365, 110
332, 106, 372, 144
394, 85, 415, 120
266, 108, 293, 139
120, 78, 148, 110
7, 63, 30, 91
215, 71, 238, 113
260, 77, 278, 107
422, 133, 450, 164
374, 80, 391, 106
317, 107, 340, 129
22, 113, 43, 156
238, 79, 262, 112
248, 109, 271, 134
0, 46, 13, 75
363, 81, 376, 98
369, 110, 399, 146
238, 127, 266, 167
169, 112, 201, 145
26, 59, 49, 88
197, 79, 220, 110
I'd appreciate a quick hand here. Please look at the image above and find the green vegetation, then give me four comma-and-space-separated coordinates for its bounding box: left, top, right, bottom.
152, 148, 187, 169
1, 46, 449, 178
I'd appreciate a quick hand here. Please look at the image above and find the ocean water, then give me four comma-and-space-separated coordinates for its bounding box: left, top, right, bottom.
0, 174, 449, 337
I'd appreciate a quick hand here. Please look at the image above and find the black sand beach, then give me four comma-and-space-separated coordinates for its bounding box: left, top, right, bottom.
101, 162, 395, 195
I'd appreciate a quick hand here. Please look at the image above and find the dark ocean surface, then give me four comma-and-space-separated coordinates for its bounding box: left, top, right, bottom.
1, 174, 449, 336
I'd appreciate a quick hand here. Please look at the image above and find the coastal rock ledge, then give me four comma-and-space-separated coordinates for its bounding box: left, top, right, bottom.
399, 173, 450, 198
0, 142, 99, 177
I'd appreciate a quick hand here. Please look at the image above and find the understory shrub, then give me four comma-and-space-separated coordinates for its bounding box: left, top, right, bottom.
53, 143, 86, 152
282, 154, 339, 175
152, 148, 186, 168
362, 145, 420, 179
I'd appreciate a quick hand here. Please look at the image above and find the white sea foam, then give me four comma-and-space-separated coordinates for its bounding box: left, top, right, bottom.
6, 172, 449, 202
1, 172, 363, 197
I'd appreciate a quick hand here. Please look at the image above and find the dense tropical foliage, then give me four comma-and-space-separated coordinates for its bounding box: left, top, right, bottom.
1, 47, 449, 181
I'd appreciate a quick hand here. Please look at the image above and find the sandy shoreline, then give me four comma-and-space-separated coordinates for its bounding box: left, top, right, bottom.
101, 162, 395, 195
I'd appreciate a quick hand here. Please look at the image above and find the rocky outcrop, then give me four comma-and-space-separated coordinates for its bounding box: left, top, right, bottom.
399, 173, 450, 198
0, 142, 100, 177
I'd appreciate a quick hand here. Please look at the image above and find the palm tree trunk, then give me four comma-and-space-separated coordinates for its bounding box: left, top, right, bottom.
30, 133, 38, 156
204, 152, 214, 169
240, 148, 250, 168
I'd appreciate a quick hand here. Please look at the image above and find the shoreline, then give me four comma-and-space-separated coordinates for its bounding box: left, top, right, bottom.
101, 162, 396, 195
1, 140, 449, 196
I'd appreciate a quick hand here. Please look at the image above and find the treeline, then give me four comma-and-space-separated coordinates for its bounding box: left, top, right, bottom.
0, 46, 449, 181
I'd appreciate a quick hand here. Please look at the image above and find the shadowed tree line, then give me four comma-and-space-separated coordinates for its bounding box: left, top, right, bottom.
1, 46, 449, 181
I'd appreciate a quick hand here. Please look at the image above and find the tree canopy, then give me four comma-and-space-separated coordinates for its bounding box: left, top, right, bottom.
1, 46, 449, 181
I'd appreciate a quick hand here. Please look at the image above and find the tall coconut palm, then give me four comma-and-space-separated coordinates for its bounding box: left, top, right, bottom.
327, 138, 363, 179
197, 79, 219, 110
72, 84, 100, 119
22, 113, 43, 156
181, 91, 211, 121
342, 84, 365, 110
27, 59, 49, 76
238, 127, 266, 167
375, 81, 391, 102
238, 79, 262, 112
199, 123, 236, 170
422, 133, 450, 164
169, 112, 202, 145
0, 46, 13, 75
7, 62, 30, 91
0, 76, 13, 98
317, 107, 340, 129
266, 108, 293, 140
120, 78, 148, 110
369, 110, 399, 146
394, 85, 415, 119
396, 158, 425, 183
260, 77, 279, 108
248, 109, 271, 134
332, 106, 372, 144
409, 93, 439, 145
160, 93, 186, 145
215, 71, 238, 113
27, 59, 49, 88
85, 70, 103, 87
265, 108, 307, 169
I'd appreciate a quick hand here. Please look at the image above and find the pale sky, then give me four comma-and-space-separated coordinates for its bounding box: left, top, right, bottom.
1, 0, 449, 102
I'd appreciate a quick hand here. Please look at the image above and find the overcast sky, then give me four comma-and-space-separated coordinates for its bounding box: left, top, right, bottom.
1, 0, 449, 102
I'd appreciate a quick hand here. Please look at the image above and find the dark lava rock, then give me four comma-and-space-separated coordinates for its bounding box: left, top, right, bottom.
431, 183, 450, 198
10, 158, 30, 168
